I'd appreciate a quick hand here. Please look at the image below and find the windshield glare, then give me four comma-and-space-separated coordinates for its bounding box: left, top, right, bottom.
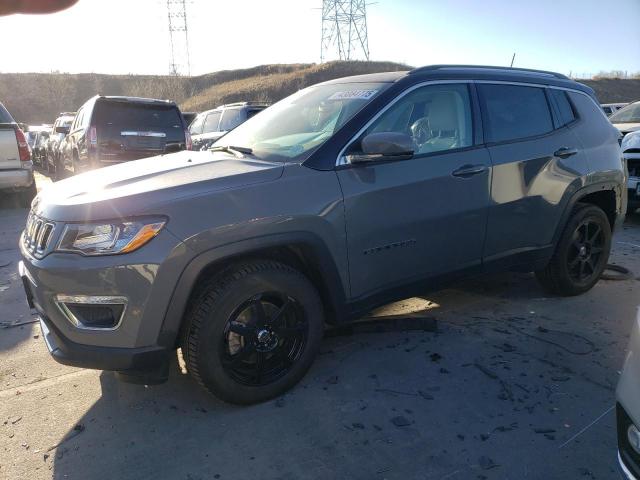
610, 102, 640, 123
212, 82, 388, 162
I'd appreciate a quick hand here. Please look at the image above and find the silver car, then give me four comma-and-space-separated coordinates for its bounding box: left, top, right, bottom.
617, 309, 640, 478
622, 130, 640, 213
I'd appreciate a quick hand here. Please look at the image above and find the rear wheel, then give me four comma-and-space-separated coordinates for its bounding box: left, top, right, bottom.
535, 203, 611, 296
181, 260, 324, 405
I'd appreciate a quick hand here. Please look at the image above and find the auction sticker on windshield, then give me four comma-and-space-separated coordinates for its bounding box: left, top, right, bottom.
328, 90, 378, 101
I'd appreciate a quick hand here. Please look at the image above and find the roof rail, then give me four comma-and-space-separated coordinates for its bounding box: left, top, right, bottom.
408, 65, 569, 80
59, 112, 76, 116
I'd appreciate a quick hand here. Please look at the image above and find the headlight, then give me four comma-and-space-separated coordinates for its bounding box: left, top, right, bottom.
56, 218, 166, 256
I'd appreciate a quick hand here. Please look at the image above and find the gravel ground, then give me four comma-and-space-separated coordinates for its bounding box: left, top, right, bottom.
1, 173, 639, 479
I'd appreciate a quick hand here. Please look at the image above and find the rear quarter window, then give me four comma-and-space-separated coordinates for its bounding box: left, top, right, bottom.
549, 89, 576, 126
479, 84, 554, 143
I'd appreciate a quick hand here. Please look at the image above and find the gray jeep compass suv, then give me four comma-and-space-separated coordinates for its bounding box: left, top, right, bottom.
19, 65, 626, 405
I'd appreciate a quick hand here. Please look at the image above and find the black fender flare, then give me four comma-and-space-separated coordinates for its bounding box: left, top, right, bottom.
157, 232, 349, 348
552, 180, 623, 246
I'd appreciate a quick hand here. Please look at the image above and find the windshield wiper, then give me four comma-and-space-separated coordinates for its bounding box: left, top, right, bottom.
209, 145, 253, 158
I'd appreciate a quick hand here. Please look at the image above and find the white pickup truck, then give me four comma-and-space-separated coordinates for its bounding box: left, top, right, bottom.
0, 101, 36, 207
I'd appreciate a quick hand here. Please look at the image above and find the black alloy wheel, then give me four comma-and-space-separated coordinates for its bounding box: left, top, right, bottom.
181, 260, 324, 404
567, 219, 606, 283
221, 292, 308, 387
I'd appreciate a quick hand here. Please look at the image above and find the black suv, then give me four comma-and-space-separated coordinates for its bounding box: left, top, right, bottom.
58, 96, 191, 176
189, 102, 269, 150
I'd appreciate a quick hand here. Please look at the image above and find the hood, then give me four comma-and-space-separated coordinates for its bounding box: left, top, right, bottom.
33, 150, 283, 221
613, 123, 640, 134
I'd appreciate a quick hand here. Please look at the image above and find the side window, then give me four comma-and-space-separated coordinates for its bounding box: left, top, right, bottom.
479, 84, 553, 143
74, 109, 85, 131
549, 89, 576, 126
189, 114, 204, 135
358, 83, 473, 155
203, 112, 222, 133
219, 108, 243, 131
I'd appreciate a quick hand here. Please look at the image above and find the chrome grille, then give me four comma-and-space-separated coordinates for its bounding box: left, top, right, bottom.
23, 212, 55, 256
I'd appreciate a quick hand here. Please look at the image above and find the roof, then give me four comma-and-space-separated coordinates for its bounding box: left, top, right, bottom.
320, 65, 594, 96
96, 95, 176, 106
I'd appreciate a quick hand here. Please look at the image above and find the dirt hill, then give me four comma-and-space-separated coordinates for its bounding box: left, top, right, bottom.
1, 62, 638, 124
0, 61, 407, 124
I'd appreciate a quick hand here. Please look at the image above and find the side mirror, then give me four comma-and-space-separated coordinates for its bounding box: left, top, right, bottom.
347, 132, 414, 164
55, 126, 70, 134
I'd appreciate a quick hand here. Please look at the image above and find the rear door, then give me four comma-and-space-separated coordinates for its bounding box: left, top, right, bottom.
478, 83, 590, 262
93, 101, 186, 163
0, 102, 20, 170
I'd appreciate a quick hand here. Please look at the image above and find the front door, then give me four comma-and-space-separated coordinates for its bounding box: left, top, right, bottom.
336, 82, 491, 299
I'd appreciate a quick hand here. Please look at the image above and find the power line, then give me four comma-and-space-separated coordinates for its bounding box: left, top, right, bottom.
321, 0, 370, 63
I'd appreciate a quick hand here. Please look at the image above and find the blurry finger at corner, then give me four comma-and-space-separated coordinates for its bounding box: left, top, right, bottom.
0, 0, 79, 16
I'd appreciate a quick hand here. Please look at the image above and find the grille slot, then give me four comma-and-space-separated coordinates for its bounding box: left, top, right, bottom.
23, 212, 56, 257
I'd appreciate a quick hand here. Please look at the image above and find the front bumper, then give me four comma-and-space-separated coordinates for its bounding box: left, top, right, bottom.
620, 451, 637, 480
618, 403, 640, 479
38, 314, 169, 372
18, 225, 188, 375
0, 166, 34, 191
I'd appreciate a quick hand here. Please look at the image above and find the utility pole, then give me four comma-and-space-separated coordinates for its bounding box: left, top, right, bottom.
167, 0, 191, 76
321, 0, 370, 63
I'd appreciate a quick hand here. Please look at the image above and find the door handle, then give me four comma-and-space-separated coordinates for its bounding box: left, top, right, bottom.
553, 147, 578, 158
451, 164, 487, 178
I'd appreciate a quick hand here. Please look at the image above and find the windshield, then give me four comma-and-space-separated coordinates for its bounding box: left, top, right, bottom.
610, 102, 640, 123
213, 82, 389, 162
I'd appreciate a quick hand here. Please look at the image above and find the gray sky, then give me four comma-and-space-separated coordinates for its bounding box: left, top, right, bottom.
1, 0, 638, 77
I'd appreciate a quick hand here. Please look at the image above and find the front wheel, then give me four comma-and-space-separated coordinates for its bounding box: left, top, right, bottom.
535, 203, 611, 296
181, 261, 324, 405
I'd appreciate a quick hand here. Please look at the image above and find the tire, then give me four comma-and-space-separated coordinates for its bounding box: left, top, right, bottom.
19, 182, 37, 208
181, 260, 324, 405
535, 203, 611, 296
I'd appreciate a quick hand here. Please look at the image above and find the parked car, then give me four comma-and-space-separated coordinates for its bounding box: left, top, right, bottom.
610, 101, 640, 136
0, 101, 36, 207
602, 102, 628, 116
19, 65, 625, 405
58, 96, 191, 177
616, 309, 640, 479
182, 111, 197, 126
32, 130, 50, 167
189, 102, 269, 150
622, 130, 640, 214
45, 113, 75, 177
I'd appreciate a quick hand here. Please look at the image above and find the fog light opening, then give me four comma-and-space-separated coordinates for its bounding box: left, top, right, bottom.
628, 424, 640, 455
55, 295, 127, 330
